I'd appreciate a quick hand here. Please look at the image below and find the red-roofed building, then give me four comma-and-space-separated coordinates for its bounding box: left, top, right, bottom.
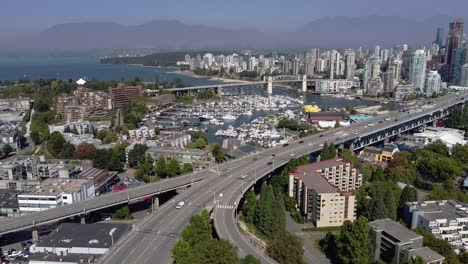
288, 158, 363, 227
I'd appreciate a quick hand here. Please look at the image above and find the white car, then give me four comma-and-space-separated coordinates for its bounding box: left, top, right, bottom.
176, 201, 185, 209
240, 174, 248, 179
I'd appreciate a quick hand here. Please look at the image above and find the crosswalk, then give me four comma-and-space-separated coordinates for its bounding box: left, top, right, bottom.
216, 204, 235, 209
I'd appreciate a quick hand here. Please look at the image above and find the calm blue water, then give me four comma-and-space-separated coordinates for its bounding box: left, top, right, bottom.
0, 57, 220, 85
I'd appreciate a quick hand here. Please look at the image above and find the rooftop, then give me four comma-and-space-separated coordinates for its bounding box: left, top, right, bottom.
78, 167, 118, 188
370, 218, 422, 243
410, 247, 445, 263
292, 158, 351, 193
20, 178, 90, 196
0, 189, 20, 209
405, 200, 468, 221
34, 223, 130, 249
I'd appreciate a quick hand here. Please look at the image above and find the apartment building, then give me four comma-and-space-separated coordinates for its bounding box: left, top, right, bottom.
108, 84, 143, 108
157, 132, 191, 149
128, 126, 155, 140
359, 143, 399, 163
370, 219, 445, 264
403, 200, 468, 253
18, 178, 95, 214
288, 158, 362, 227
73, 86, 112, 110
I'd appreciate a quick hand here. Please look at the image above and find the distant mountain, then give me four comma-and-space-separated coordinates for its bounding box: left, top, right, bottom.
2, 16, 465, 51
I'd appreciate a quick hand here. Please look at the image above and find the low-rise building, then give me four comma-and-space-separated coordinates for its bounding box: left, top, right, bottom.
157, 132, 191, 149
0, 190, 21, 218
413, 127, 466, 148
128, 126, 155, 140
394, 85, 416, 101
370, 218, 445, 264
308, 112, 344, 124
18, 178, 95, 214
0, 98, 31, 111
288, 158, 362, 227
76, 167, 119, 195
30, 223, 130, 264
359, 143, 399, 163
146, 147, 215, 171
403, 200, 468, 253
315, 79, 360, 93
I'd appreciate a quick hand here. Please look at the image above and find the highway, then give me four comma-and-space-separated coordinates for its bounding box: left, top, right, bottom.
0, 91, 465, 263
99, 91, 468, 264
0, 170, 214, 235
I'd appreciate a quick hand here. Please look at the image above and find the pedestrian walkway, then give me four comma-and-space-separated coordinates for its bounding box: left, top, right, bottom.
216, 204, 235, 209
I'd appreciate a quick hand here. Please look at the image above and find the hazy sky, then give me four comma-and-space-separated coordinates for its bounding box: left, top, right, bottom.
2, 0, 467, 36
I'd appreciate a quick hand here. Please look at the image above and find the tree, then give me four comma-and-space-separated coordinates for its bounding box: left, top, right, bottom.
451, 143, 468, 164
2, 144, 14, 156
47, 132, 65, 157
407, 256, 425, 264
167, 158, 181, 177
74, 143, 97, 160
254, 183, 276, 239
321, 142, 331, 160
399, 185, 418, 209
241, 255, 261, 264
211, 144, 227, 163
156, 158, 167, 178
424, 140, 449, 157
112, 206, 132, 220
195, 138, 207, 149
127, 144, 148, 167
370, 194, 387, 220
242, 190, 256, 224
337, 217, 370, 264
372, 166, 384, 182
383, 188, 397, 220
190, 239, 240, 264
266, 230, 304, 264
154, 127, 160, 136
415, 228, 461, 264
271, 191, 287, 234
182, 163, 193, 174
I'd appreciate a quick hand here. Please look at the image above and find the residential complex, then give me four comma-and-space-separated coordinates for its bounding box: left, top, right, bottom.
370, 218, 445, 264
403, 200, 468, 253
108, 84, 143, 108
288, 158, 362, 227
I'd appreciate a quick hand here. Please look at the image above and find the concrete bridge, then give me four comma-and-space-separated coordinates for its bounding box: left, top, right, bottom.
163, 75, 311, 96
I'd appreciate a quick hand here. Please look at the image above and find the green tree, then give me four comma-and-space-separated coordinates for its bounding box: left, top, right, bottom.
172, 240, 192, 264
156, 158, 167, 178
399, 185, 418, 209
181, 210, 212, 246
195, 138, 207, 149
452, 143, 468, 164
407, 256, 425, 264
271, 191, 287, 234
383, 188, 397, 220
415, 228, 461, 264
112, 206, 132, 220
241, 255, 261, 264
182, 163, 193, 174
128, 144, 148, 167
2, 144, 14, 156
242, 190, 257, 224
370, 194, 387, 220
211, 144, 227, 163
254, 183, 276, 239
190, 239, 240, 264
372, 166, 384, 182
321, 142, 331, 160
167, 158, 181, 177
266, 230, 304, 264
47, 132, 65, 157
337, 217, 370, 264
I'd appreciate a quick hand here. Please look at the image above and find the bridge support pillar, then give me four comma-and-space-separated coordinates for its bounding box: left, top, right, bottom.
80, 216, 86, 224
266, 76, 273, 96
32, 229, 39, 243
153, 196, 160, 212
216, 86, 223, 97
301, 75, 307, 93
432, 120, 437, 127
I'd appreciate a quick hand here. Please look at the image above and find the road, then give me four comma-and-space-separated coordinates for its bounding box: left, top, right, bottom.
2, 91, 466, 263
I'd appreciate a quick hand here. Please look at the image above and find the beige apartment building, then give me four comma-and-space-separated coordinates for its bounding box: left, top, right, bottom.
288, 158, 363, 227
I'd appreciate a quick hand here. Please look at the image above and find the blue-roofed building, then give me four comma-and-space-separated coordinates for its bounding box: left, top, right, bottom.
348, 115, 374, 122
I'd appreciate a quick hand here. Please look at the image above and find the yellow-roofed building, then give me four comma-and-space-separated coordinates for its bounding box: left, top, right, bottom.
303, 105, 321, 113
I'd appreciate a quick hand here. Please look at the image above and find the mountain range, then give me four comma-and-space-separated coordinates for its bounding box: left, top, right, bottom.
1, 15, 465, 51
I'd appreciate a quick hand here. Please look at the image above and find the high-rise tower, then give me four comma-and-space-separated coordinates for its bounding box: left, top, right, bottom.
445, 20, 464, 82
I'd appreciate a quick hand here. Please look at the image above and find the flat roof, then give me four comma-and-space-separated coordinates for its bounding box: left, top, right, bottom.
292, 158, 350, 193
34, 223, 130, 249
370, 218, 422, 243
406, 200, 468, 221
411, 247, 445, 263
0, 189, 20, 209
20, 178, 90, 196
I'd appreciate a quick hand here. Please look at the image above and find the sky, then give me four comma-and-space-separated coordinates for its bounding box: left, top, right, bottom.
1, 0, 468, 37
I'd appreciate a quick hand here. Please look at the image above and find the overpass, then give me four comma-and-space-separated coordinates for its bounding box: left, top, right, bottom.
98, 91, 468, 264
0, 171, 215, 236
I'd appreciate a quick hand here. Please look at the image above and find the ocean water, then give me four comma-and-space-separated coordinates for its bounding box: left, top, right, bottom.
0, 57, 219, 85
